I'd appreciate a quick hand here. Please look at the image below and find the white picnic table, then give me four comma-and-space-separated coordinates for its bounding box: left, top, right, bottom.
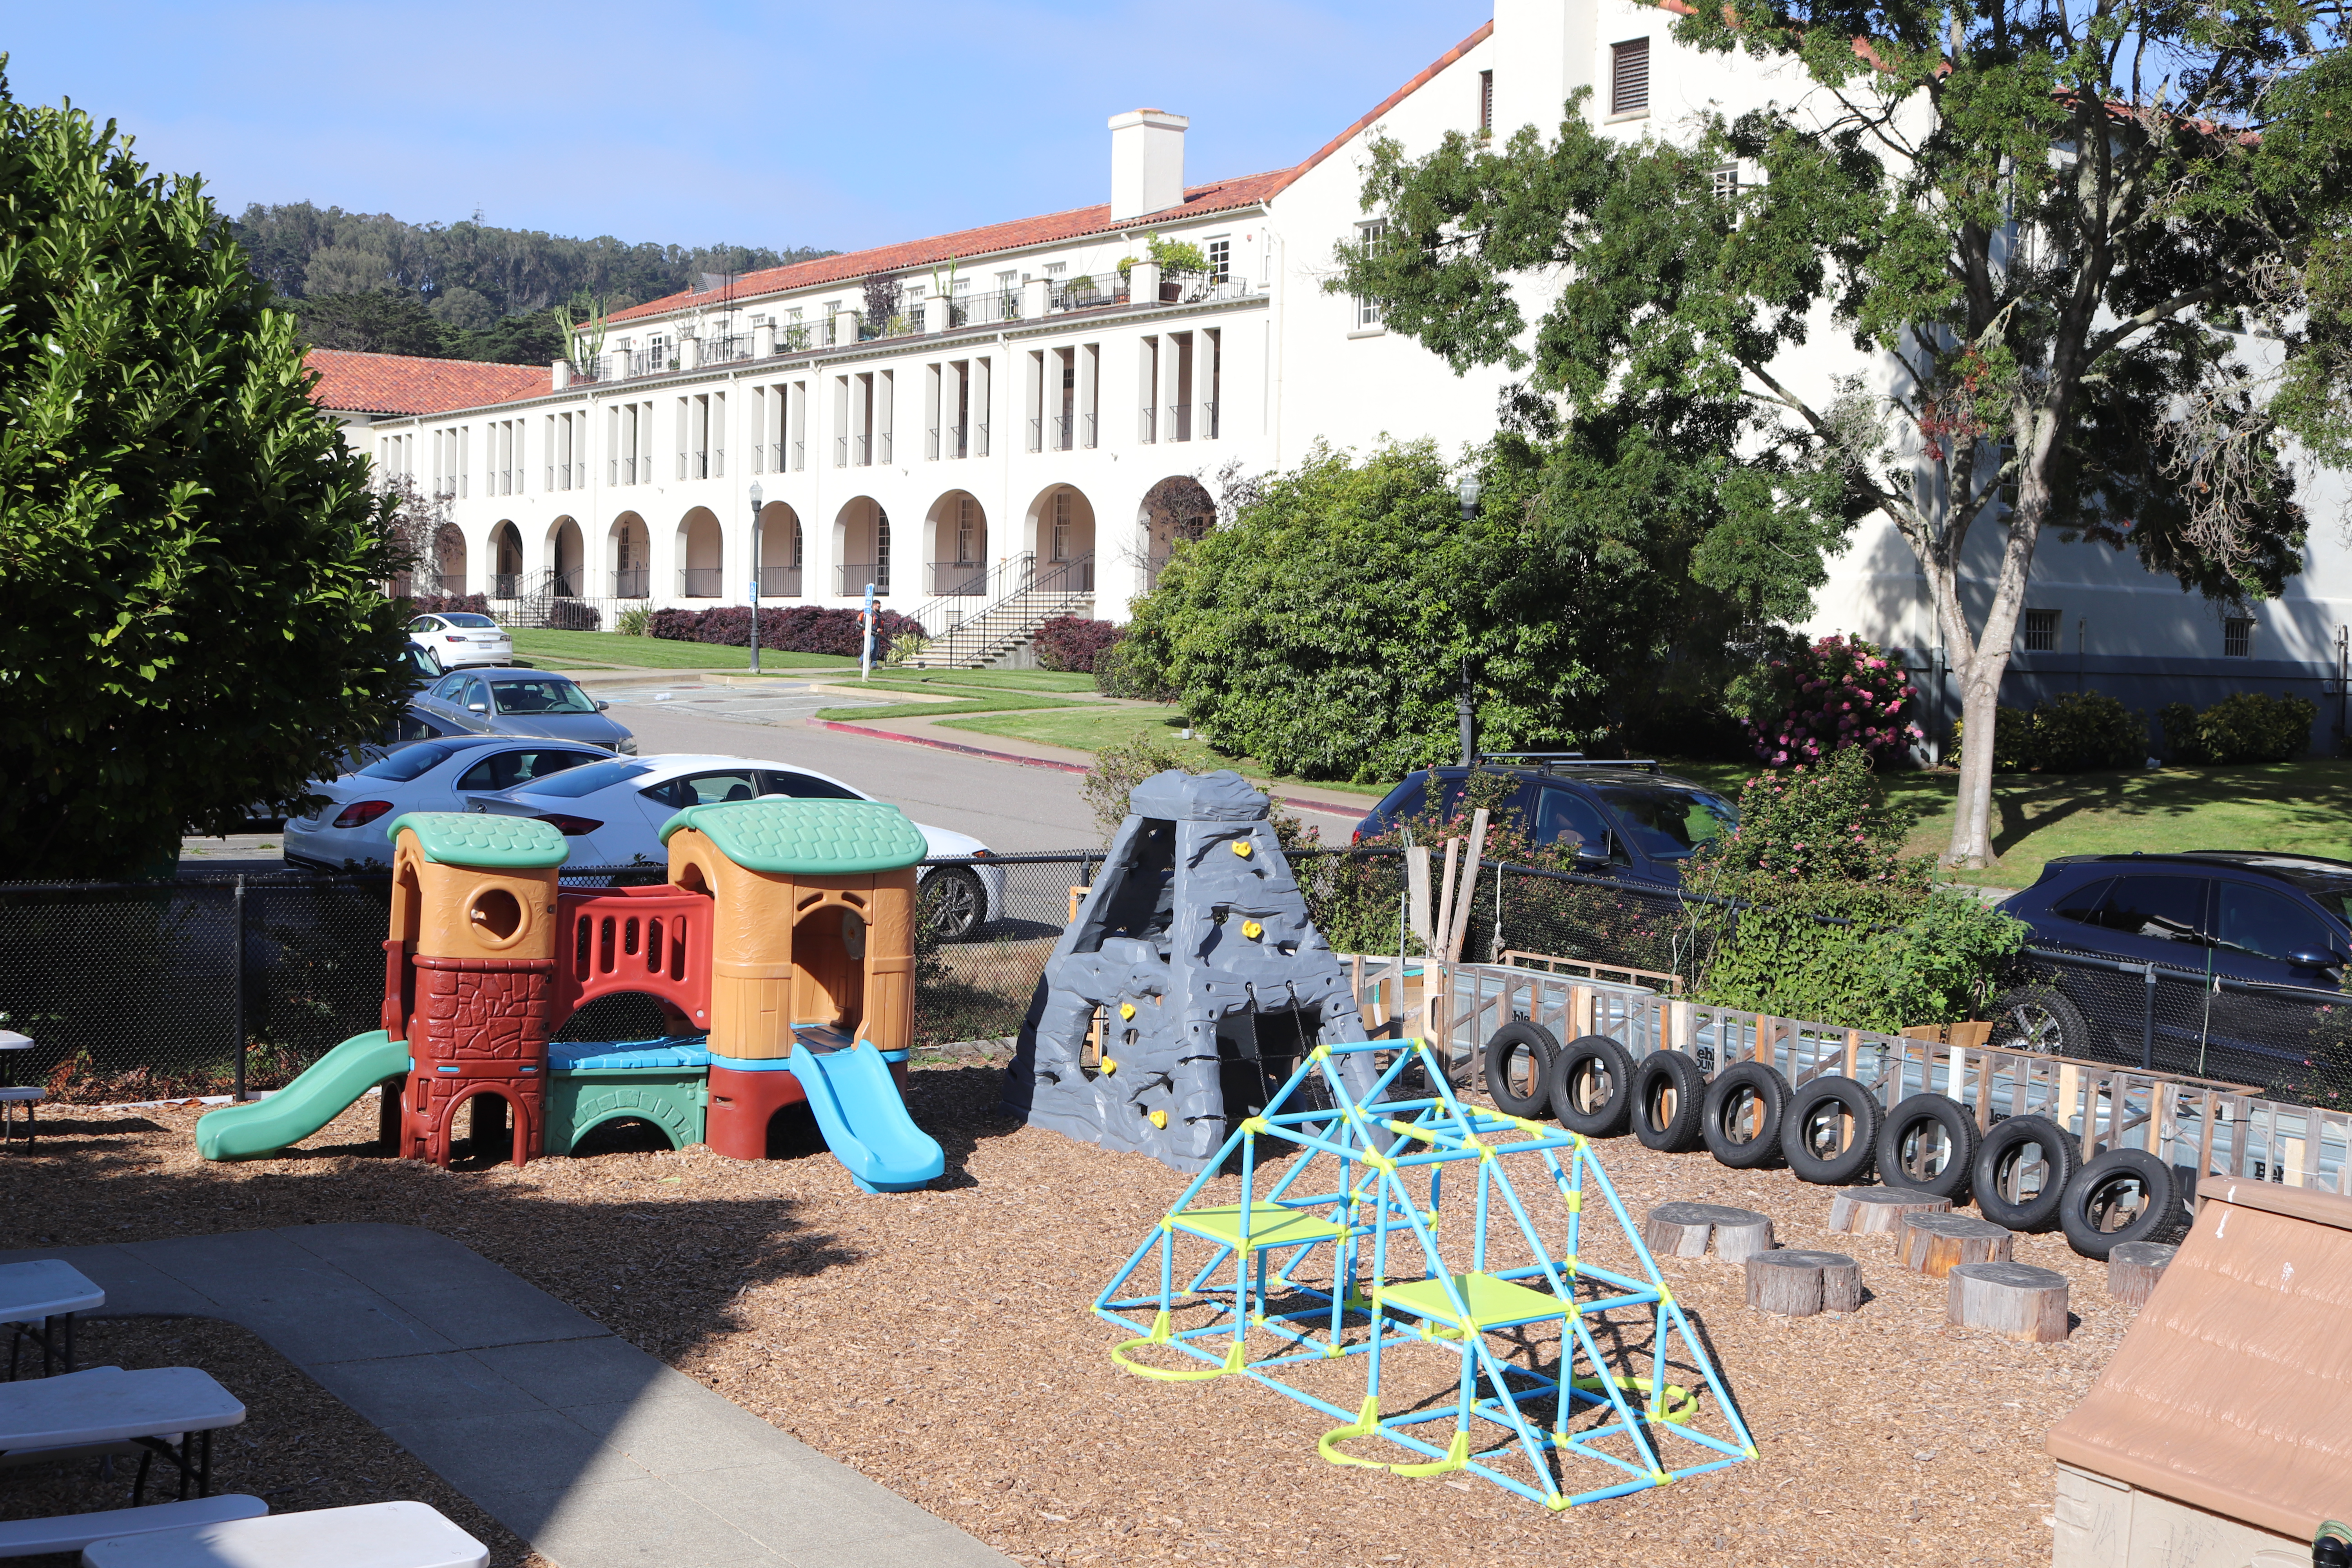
1, 1258, 103, 1377
0, 1028, 37, 1146
0, 1366, 243, 1502
80, 1501, 488, 1568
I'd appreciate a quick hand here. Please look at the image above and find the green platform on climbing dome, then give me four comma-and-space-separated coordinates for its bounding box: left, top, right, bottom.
384, 812, 570, 869
1168, 1202, 1354, 1254
1374, 1272, 1575, 1333
658, 798, 928, 874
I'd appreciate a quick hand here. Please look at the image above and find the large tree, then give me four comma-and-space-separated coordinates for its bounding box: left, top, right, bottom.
0, 68, 414, 877
1335, 0, 2352, 865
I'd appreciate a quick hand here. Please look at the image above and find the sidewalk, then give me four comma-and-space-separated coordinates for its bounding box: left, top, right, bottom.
0, 1225, 1010, 1568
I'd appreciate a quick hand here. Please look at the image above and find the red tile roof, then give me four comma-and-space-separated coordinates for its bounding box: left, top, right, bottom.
610, 21, 1495, 328
305, 349, 550, 416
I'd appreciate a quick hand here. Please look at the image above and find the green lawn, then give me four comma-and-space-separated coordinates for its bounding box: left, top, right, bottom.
1671, 757, 2352, 888
815, 691, 1088, 722
938, 706, 1396, 800
868, 669, 1099, 693
509, 629, 856, 671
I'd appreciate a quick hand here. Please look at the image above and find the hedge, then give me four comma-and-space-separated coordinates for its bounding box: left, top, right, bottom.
648, 603, 924, 654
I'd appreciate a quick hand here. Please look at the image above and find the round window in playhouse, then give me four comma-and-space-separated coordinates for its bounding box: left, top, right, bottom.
840, 909, 867, 960
468, 886, 527, 945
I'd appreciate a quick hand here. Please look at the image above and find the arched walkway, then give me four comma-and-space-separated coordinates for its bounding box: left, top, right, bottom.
677, 507, 723, 599
490, 522, 523, 600
757, 501, 802, 599
1140, 475, 1215, 587
433, 524, 468, 596
833, 497, 891, 597
925, 491, 988, 596
546, 516, 585, 598
1022, 484, 1095, 590
608, 512, 652, 599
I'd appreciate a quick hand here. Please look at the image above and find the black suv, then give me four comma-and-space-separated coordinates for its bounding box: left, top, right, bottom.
1350, 756, 1740, 888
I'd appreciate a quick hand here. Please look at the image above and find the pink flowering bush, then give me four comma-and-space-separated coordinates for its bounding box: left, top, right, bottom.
1733, 634, 1922, 769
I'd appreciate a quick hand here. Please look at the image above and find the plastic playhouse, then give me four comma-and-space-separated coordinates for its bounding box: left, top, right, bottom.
195, 801, 945, 1192
1097, 1037, 1755, 1510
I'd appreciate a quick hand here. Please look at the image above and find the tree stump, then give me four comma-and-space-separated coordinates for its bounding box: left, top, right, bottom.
2107, 1242, 2177, 1307
1642, 1201, 1775, 1262
1829, 1187, 1953, 1235
1947, 1261, 2070, 1341
1902, 1212, 2015, 1278
1744, 1250, 1862, 1316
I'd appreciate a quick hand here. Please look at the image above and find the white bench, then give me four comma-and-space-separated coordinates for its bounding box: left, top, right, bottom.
0, 1365, 242, 1503
1, 1258, 103, 1377
80, 1501, 488, 1568
0, 1496, 265, 1559
0, 1369, 180, 1474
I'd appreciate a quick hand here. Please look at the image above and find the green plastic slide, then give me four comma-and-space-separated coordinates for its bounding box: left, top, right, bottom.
195, 1030, 412, 1161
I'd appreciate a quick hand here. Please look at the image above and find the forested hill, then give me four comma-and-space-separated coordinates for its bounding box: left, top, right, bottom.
231, 201, 834, 365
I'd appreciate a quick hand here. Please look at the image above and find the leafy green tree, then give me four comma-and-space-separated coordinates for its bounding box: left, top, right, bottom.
293, 290, 459, 356
1333, 0, 2352, 867
1120, 439, 1759, 782
0, 68, 413, 877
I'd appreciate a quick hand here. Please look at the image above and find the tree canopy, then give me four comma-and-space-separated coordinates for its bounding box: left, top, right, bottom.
0, 69, 414, 877
1334, 0, 2352, 865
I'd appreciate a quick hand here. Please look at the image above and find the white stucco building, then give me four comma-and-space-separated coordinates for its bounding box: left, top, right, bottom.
326, 0, 2352, 739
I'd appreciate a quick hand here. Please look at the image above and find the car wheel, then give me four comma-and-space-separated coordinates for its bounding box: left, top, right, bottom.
919, 866, 987, 942
1985, 985, 2090, 1057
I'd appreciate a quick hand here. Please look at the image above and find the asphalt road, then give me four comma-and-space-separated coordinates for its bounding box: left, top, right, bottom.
598, 681, 1100, 853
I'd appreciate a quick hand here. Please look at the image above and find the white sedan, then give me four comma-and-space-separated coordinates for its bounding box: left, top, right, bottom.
284, 735, 611, 869
476, 753, 1004, 939
407, 612, 514, 668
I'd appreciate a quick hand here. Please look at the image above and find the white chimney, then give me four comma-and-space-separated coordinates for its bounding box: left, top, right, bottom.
1109, 109, 1188, 221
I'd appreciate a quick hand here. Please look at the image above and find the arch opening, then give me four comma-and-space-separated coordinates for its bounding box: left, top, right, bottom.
432, 524, 468, 597
547, 516, 585, 598
757, 501, 803, 599
925, 492, 989, 596
833, 497, 891, 598
490, 522, 524, 599
1141, 476, 1216, 588
609, 512, 652, 599
1023, 485, 1096, 590
678, 506, 724, 598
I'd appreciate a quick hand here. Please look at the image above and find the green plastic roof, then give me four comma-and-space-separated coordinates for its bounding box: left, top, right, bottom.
658, 799, 927, 873
385, 812, 570, 869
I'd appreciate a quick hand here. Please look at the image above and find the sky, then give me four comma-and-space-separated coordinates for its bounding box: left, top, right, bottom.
4, 2, 1494, 255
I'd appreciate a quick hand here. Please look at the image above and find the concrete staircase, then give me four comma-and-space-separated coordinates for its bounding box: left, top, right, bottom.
911, 552, 1095, 668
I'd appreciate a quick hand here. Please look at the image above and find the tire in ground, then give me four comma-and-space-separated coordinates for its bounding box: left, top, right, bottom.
1970, 1114, 2080, 1232
1985, 985, 2091, 1057
1548, 1034, 1635, 1137
1780, 1076, 1884, 1185
1630, 1050, 1707, 1153
2058, 1147, 2187, 1261
1483, 1020, 1562, 1119
918, 866, 987, 941
1875, 1093, 1981, 1201
1700, 1061, 1791, 1169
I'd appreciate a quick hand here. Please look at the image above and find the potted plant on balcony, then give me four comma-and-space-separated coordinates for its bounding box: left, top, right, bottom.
1118, 234, 1212, 302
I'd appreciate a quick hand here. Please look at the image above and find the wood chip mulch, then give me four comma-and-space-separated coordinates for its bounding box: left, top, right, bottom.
0, 1049, 2126, 1568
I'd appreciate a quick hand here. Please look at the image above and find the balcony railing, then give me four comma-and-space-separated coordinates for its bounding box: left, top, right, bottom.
549, 571, 582, 599
680, 568, 724, 598
756, 569, 802, 599
1048, 413, 1075, 452
835, 434, 848, 468
1139, 405, 1156, 443
1043, 554, 1096, 592
612, 568, 650, 599
1202, 399, 1220, 440
948, 291, 1019, 328
836, 562, 890, 596
492, 573, 522, 600
1166, 404, 1192, 442
701, 335, 749, 365
1046, 273, 1132, 314
931, 561, 988, 595
432, 573, 467, 595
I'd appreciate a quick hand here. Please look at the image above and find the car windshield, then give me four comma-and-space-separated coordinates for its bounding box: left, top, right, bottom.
1594, 785, 1740, 860
512, 758, 653, 798
357, 741, 465, 783
441, 613, 499, 628
491, 678, 598, 715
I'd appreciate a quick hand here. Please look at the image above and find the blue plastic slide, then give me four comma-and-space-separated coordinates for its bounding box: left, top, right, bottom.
196, 1030, 412, 1160
788, 1040, 946, 1193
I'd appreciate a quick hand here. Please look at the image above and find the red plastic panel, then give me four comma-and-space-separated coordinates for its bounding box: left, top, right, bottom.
552, 885, 714, 1034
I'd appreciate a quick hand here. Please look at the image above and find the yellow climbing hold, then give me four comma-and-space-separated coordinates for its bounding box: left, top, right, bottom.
1232, 839, 1254, 858
1241, 919, 1264, 940
1101, 1057, 1118, 1075
1149, 1109, 1168, 1129
1119, 1001, 1136, 1020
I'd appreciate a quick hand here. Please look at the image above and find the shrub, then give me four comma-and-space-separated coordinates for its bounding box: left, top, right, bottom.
646, 604, 923, 655
884, 631, 928, 667
2161, 691, 2317, 764
543, 600, 601, 632
1730, 634, 1922, 768
404, 593, 490, 617
613, 605, 653, 637
1093, 637, 1177, 701
1080, 735, 1315, 851
1031, 616, 1122, 674
1954, 690, 2147, 773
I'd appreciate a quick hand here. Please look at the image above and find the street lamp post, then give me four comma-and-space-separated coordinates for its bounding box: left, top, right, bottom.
747, 482, 763, 674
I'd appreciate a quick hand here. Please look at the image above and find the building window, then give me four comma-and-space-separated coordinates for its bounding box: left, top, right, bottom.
1044, 261, 1068, 277
1711, 164, 1740, 203
1354, 220, 1388, 330
2225, 616, 2254, 658
1206, 238, 1231, 281
1611, 38, 1651, 117
1479, 69, 1494, 134
1051, 491, 1072, 562
956, 496, 976, 564
2022, 608, 2059, 653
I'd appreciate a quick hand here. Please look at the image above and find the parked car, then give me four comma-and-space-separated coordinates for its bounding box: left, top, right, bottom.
400, 641, 444, 688
285, 736, 611, 869
1989, 851, 2352, 1077
1351, 756, 1740, 888
407, 612, 514, 669
474, 753, 1005, 938
412, 667, 636, 753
